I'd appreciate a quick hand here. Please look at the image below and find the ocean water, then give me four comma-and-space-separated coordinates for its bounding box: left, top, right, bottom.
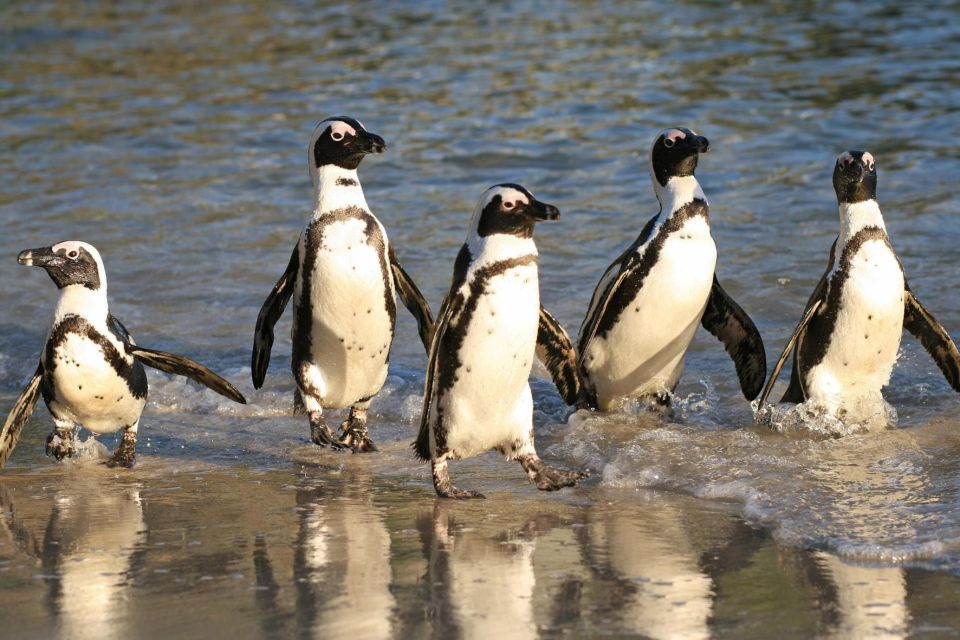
2, 1, 960, 637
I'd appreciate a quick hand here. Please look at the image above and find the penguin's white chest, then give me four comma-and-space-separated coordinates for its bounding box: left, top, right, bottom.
808, 239, 905, 406
45, 332, 145, 433
295, 216, 394, 409
439, 263, 540, 457
584, 217, 717, 409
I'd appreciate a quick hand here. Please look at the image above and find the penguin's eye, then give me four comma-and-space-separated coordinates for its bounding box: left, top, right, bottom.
865, 160, 875, 171
663, 137, 675, 149
503, 201, 515, 210
68, 250, 78, 259
331, 131, 344, 141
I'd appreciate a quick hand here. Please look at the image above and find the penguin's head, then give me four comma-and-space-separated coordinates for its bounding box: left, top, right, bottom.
473, 184, 560, 239
17, 240, 105, 291
833, 150, 877, 204
649, 127, 710, 187
307, 116, 386, 175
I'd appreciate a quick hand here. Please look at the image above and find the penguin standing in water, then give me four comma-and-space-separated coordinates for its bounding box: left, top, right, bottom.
758, 151, 960, 419
0, 241, 246, 468
577, 128, 766, 411
252, 117, 434, 452
415, 184, 586, 499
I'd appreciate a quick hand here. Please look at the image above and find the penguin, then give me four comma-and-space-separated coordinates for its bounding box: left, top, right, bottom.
577, 128, 766, 411
414, 184, 587, 499
0, 241, 246, 468
252, 116, 434, 452
758, 150, 960, 418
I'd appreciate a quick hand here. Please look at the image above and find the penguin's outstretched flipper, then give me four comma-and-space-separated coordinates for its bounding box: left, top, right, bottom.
0, 362, 43, 468
904, 288, 960, 391
700, 276, 766, 401
413, 294, 457, 462
252, 246, 299, 388
389, 247, 434, 352
132, 346, 246, 404
536, 306, 580, 405
759, 297, 823, 407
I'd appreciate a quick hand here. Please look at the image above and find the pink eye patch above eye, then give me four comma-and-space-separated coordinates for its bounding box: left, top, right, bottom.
329, 122, 357, 138
664, 129, 687, 144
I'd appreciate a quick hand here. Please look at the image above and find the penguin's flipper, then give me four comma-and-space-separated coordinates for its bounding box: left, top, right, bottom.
903, 288, 960, 391
252, 246, 299, 389
700, 276, 767, 400
413, 295, 459, 461
576, 214, 658, 364
389, 247, 435, 352
760, 297, 823, 407
131, 347, 247, 404
536, 306, 580, 405
0, 362, 44, 468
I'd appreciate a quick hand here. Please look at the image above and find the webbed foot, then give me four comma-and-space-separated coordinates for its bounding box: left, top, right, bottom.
106, 429, 137, 469
310, 413, 346, 450
45, 428, 76, 461
519, 454, 588, 492
436, 484, 485, 500
338, 406, 377, 453
431, 456, 484, 499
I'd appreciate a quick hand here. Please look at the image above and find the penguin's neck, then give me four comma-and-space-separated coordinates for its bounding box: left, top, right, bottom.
468, 233, 539, 265
54, 283, 109, 327
838, 199, 885, 245
655, 175, 707, 218
312, 165, 370, 217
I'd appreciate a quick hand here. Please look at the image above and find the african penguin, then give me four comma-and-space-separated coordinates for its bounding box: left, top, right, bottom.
759, 150, 960, 421
577, 128, 766, 412
252, 116, 434, 452
0, 241, 246, 468
414, 184, 587, 499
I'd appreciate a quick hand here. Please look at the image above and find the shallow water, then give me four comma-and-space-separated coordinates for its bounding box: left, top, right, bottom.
2, 0, 960, 637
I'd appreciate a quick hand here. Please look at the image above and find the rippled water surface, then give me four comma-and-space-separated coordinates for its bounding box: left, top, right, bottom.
2, 1, 960, 637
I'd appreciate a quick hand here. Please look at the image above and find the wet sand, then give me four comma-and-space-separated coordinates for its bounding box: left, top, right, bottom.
2, 413, 960, 639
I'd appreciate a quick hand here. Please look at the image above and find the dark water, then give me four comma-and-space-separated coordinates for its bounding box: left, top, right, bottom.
2, 1, 960, 637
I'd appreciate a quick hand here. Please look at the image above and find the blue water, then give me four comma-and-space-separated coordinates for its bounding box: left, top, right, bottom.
2, 2, 960, 637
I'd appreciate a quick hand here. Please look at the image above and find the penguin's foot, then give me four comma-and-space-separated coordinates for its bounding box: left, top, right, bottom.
106, 429, 137, 469
432, 458, 484, 500
518, 454, 589, 492
45, 428, 76, 461
309, 413, 346, 450
338, 407, 377, 453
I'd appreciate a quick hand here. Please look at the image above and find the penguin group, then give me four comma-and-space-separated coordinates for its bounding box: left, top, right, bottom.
3, 116, 959, 500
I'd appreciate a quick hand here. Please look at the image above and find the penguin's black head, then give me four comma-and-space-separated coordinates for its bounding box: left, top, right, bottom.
475, 183, 560, 239
833, 150, 877, 204
17, 241, 103, 291
308, 116, 386, 171
650, 127, 710, 186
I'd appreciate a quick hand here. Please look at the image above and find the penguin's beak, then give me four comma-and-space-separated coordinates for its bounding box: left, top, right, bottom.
523, 199, 561, 222
352, 130, 386, 155
17, 247, 57, 268
695, 135, 709, 154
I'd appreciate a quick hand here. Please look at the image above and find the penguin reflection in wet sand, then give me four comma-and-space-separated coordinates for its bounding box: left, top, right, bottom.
415, 184, 587, 499
758, 151, 960, 419
577, 128, 766, 412
0, 241, 246, 469
252, 117, 434, 452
